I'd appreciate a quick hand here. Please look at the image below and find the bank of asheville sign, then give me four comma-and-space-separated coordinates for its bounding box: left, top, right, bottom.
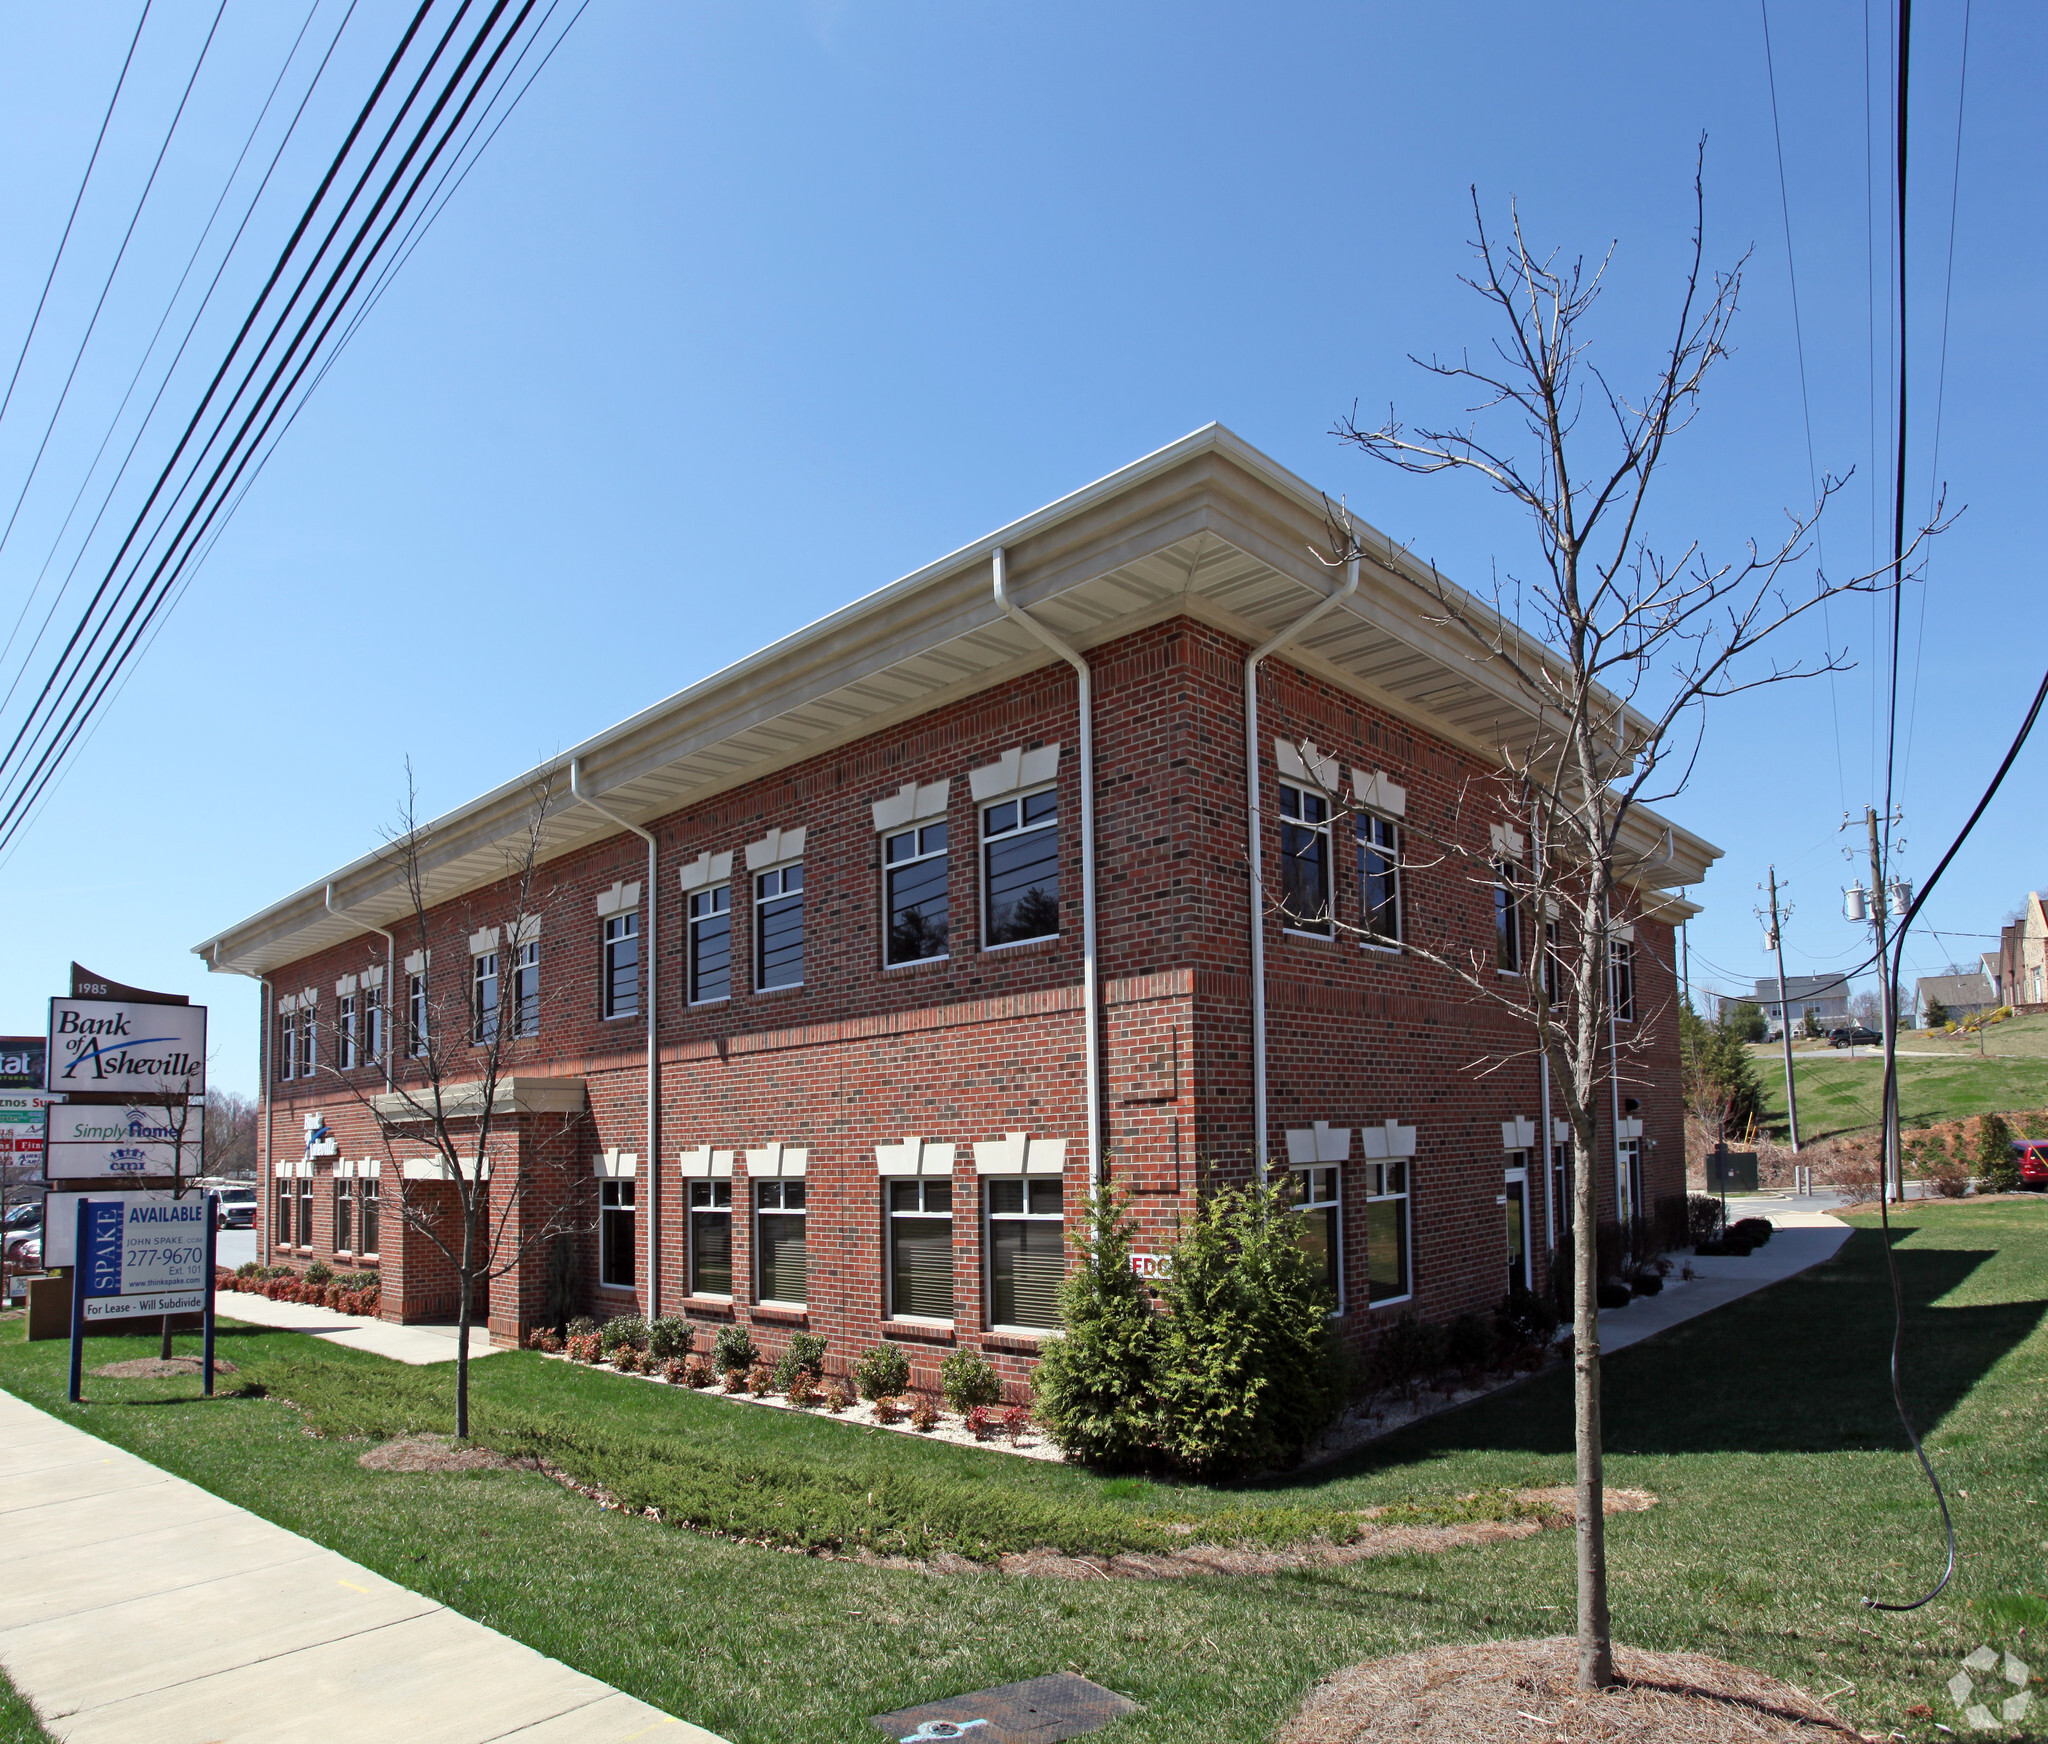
46, 998, 206, 1094
79, 1194, 210, 1320
46, 1105, 192, 1179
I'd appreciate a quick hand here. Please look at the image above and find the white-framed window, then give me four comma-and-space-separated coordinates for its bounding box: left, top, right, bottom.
1363, 1158, 1410, 1306
884, 822, 949, 965
1609, 938, 1635, 1023
755, 864, 804, 990
603, 912, 639, 1019
985, 1176, 1063, 1331
600, 1178, 636, 1289
300, 1008, 316, 1077
360, 1173, 380, 1257
981, 788, 1058, 947
365, 985, 385, 1061
888, 1177, 953, 1321
334, 1175, 353, 1254
688, 1180, 732, 1296
1504, 1152, 1531, 1294
1357, 811, 1400, 946
408, 972, 429, 1057
297, 1173, 314, 1248
511, 940, 540, 1038
1278, 781, 1332, 935
473, 952, 500, 1045
277, 1011, 297, 1081
1550, 1141, 1574, 1248
1494, 861, 1524, 974
755, 1178, 807, 1305
688, 886, 730, 1003
338, 994, 358, 1070
275, 1174, 292, 1242
1290, 1165, 1341, 1307
1544, 918, 1564, 1007
1617, 1138, 1643, 1229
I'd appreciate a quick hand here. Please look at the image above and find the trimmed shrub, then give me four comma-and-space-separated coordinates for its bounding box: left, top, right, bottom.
1686, 1193, 1725, 1247
600, 1315, 648, 1354
940, 1348, 1004, 1415
1728, 1217, 1774, 1247
1596, 1281, 1632, 1309
853, 1343, 912, 1402
710, 1324, 757, 1375
647, 1317, 694, 1361
663, 1358, 687, 1385
1030, 1186, 1161, 1467
720, 1367, 748, 1394
1925, 1155, 1971, 1198
872, 1395, 907, 1425
909, 1394, 938, 1432
236, 1260, 260, 1279
1001, 1404, 1031, 1443
1980, 1113, 2022, 1193
825, 1382, 853, 1413
1628, 1268, 1664, 1296
770, 1331, 828, 1391
1375, 1312, 1450, 1396
1151, 1180, 1347, 1478
746, 1364, 774, 1397
526, 1326, 563, 1354
304, 1260, 333, 1286
566, 1316, 599, 1339
684, 1360, 714, 1388
1445, 1312, 1496, 1377
613, 1346, 644, 1375
785, 1370, 819, 1408
565, 1333, 602, 1364
966, 1404, 997, 1441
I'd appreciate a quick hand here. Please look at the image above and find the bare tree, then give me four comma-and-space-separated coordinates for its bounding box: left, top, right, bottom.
202, 1089, 259, 1179
319, 766, 593, 1438
1315, 157, 1941, 1688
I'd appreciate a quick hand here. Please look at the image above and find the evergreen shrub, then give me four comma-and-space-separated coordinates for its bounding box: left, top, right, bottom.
770, 1331, 828, 1391
1030, 1186, 1161, 1468
1980, 1113, 2021, 1193
647, 1316, 693, 1360
940, 1348, 1004, 1414
600, 1315, 648, 1354
710, 1324, 757, 1375
852, 1344, 911, 1401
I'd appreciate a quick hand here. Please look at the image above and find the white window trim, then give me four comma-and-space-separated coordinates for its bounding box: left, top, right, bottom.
983, 1173, 1064, 1335
752, 862, 805, 994
1355, 808, 1403, 953
685, 881, 732, 1006
885, 1174, 956, 1326
1363, 1162, 1413, 1310
881, 818, 949, 971
686, 1175, 734, 1301
753, 1175, 808, 1310
1277, 777, 1335, 939
1288, 1161, 1343, 1313
1504, 1154, 1533, 1293
598, 1176, 637, 1293
977, 781, 1060, 953
602, 909, 641, 1022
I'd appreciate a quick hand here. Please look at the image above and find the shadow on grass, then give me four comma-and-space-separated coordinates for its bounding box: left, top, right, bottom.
1268, 1229, 2045, 1484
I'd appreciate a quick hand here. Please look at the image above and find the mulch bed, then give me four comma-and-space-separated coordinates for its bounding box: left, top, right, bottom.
357, 1433, 523, 1473
1277, 1636, 1863, 1743
91, 1356, 239, 1379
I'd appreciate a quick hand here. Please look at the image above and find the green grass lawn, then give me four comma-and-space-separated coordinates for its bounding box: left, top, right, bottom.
0, 1671, 48, 1744
1750, 1017, 2048, 1141
5, 1204, 2048, 1743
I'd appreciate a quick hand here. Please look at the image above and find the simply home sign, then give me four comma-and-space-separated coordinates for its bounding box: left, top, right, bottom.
45, 1105, 195, 1179
45, 998, 206, 1095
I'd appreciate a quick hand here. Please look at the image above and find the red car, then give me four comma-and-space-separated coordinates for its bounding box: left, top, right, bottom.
2014, 1141, 2048, 1189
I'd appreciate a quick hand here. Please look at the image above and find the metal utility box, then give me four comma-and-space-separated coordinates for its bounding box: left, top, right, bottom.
1705, 1148, 1759, 1193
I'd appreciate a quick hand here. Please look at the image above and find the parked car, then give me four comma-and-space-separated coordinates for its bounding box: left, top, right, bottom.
1829, 1025, 1882, 1048
2013, 1141, 2048, 1190
215, 1187, 257, 1230
4, 1233, 40, 1271
2, 1201, 37, 1233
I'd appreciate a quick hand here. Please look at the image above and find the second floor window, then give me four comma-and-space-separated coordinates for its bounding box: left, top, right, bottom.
603, 912, 639, 1018
338, 994, 358, 1070
512, 940, 540, 1038
755, 865, 804, 990
1357, 812, 1400, 945
1495, 861, 1524, 974
1609, 938, 1635, 1023
364, 985, 385, 1061
983, 789, 1058, 946
885, 823, 949, 964
473, 951, 499, 1045
1278, 781, 1332, 935
277, 1012, 296, 1081
408, 973, 429, 1057
300, 1009, 316, 1077
689, 886, 730, 1003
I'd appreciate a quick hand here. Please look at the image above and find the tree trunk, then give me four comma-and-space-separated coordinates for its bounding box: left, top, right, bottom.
455, 1204, 473, 1442
1572, 1104, 1613, 1688
160, 1312, 174, 1361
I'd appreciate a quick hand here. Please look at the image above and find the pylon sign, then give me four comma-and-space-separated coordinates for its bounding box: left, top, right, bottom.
45, 998, 206, 1096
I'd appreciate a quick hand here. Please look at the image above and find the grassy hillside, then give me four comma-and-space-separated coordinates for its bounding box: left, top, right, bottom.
1744, 1014, 2048, 1143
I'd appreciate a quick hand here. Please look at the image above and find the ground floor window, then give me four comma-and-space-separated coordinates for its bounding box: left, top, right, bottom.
986, 1177, 1063, 1330
1618, 1139, 1644, 1230
689, 1181, 732, 1296
296, 1175, 314, 1248
756, 1179, 807, 1305
1550, 1142, 1573, 1247
1289, 1165, 1340, 1305
888, 1178, 953, 1321
600, 1179, 636, 1289
276, 1174, 292, 1246
1504, 1152, 1531, 1294
334, 1176, 353, 1254
1363, 1159, 1409, 1305
360, 1176, 380, 1257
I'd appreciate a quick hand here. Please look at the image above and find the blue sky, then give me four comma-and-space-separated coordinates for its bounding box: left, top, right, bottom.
0, 1, 2039, 1092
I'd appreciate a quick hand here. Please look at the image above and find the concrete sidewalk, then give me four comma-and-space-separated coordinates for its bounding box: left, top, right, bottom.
0, 1388, 722, 1744
218, 1290, 503, 1365
1597, 1219, 1852, 1355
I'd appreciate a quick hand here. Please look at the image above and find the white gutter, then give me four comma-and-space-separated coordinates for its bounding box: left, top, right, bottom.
1245, 543, 1360, 1183
211, 944, 271, 1266
992, 547, 1101, 1186
326, 884, 396, 1092
569, 759, 660, 1317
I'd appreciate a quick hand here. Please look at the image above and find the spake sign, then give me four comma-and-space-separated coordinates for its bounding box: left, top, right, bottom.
76, 1194, 210, 1320
46, 998, 206, 1095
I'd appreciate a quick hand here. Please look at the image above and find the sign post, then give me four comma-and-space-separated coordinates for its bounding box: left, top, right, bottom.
66, 1198, 88, 1403
202, 1192, 219, 1397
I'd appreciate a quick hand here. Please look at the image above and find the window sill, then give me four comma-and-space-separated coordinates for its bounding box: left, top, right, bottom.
880, 1317, 955, 1342
602, 1011, 641, 1023
984, 1326, 1057, 1349
981, 934, 1058, 955
1367, 1293, 1414, 1311
360, 1252, 380, 1263
596, 1283, 638, 1295
1359, 939, 1401, 955
751, 982, 806, 998
752, 1301, 808, 1323
682, 1295, 735, 1314
1282, 928, 1336, 944
883, 953, 950, 973
686, 996, 730, 1009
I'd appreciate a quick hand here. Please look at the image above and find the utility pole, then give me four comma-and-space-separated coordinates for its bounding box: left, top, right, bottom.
1864, 805, 1904, 1204
1765, 866, 1801, 1152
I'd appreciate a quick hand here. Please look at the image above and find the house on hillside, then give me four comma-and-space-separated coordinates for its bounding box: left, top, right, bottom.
1914, 970, 1996, 1027
1998, 895, 2048, 1011
1753, 973, 1850, 1037
193, 427, 1720, 1387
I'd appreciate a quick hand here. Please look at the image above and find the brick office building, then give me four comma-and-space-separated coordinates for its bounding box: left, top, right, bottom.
195, 426, 1717, 1386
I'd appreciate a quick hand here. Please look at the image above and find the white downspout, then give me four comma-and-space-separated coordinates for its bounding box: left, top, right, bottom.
326, 884, 397, 1092
570, 759, 660, 1318
992, 547, 1102, 1186
211, 944, 271, 1265
1244, 544, 1359, 1184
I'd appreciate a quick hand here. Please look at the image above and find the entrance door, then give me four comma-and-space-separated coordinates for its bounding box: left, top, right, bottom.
1504, 1162, 1531, 1293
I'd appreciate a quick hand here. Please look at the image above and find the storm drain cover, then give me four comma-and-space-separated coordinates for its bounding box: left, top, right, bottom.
870, 1672, 1141, 1744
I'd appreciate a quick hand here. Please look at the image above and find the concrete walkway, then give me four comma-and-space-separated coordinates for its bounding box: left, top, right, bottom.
219, 1290, 503, 1365
1597, 1212, 1852, 1355
0, 1388, 723, 1744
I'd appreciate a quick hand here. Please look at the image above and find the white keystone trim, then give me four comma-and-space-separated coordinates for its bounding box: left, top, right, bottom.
679, 1145, 734, 1178
678, 850, 734, 893
508, 911, 542, 947
743, 825, 806, 871
335, 973, 359, 997
403, 949, 430, 975
1616, 1118, 1644, 1141
1501, 1117, 1537, 1150
968, 744, 1060, 803
745, 1142, 808, 1178
469, 927, 500, 956
1284, 1121, 1352, 1165
1274, 736, 1339, 793
1489, 822, 1527, 859
299, 986, 319, 1008
972, 1131, 1068, 1176
871, 780, 950, 833
1552, 1118, 1574, 1144
595, 1148, 638, 1178
276, 994, 299, 1015
401, 1154, 490, 1180
1359, 1119, 1418, 1160
1350, 767, 1408, 818
875, 1135, 958, 1177
1610, 920, 1636, 942
595, 880, 642, 917
362, 965, 386, 990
